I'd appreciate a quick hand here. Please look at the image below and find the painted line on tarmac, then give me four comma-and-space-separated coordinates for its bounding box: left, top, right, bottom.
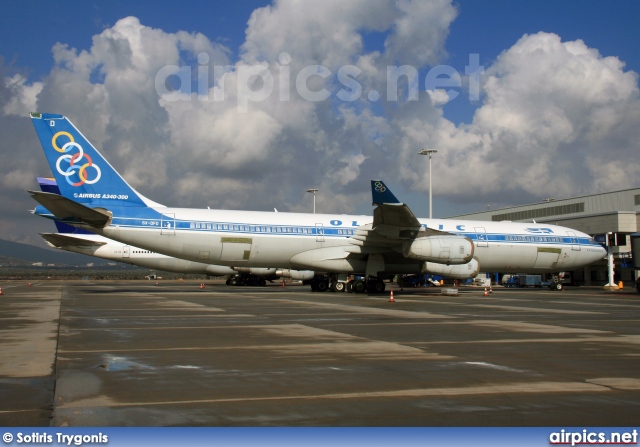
407, 300, 605, 315
57, 380, 609, 409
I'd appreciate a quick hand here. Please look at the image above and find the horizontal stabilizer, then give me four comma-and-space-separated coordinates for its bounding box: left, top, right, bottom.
29, 191, 112, 228
40, 233, 107, 248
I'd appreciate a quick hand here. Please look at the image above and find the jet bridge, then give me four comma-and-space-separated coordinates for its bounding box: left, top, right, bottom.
631, 232, 640, 293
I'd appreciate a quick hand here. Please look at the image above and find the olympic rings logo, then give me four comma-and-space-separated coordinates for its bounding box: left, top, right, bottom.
374, 181, 386, 193
52, 131, 102, 186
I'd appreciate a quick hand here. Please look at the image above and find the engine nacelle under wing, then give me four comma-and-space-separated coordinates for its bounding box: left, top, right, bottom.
234, 267, 277, 276
422, 257, 480, 280
204, 265, 236, 275
403, 235, 474, 265
275, 269, 315, 280
234, 267, 315, 280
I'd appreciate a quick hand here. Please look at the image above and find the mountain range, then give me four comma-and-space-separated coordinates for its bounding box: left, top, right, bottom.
0, 238, 109, 266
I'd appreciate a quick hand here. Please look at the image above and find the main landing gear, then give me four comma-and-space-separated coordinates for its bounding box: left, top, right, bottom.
308, 275, 386, 294
225, 275, 267, 287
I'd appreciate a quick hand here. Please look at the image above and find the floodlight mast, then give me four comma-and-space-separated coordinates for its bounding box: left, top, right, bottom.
306, 189, 318, 214
418, 149, 438, 219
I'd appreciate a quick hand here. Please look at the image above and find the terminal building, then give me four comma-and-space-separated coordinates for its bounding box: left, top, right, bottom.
447, 187, 640, 286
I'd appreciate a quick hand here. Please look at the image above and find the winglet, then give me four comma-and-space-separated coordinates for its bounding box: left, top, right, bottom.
371, 180, 401, 205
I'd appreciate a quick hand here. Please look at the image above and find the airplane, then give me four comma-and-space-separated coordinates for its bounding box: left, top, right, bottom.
28, 112, 607, 293
35, 177, 314, 285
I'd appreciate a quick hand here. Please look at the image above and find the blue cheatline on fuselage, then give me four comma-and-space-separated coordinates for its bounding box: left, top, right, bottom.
37, 203, 593, 248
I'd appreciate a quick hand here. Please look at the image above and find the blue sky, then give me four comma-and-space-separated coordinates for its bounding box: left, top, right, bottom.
444, 1, 640, 123
4, 0, 639, 124
4, 0, 640, 127
1, 0, 639, 245
1, 1, 260, 76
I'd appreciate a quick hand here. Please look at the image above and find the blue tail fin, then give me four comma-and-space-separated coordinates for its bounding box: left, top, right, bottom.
371, 180, 401, 205
30, 113, 162, 208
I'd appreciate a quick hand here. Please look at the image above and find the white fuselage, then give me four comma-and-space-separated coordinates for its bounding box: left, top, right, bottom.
90, 207, 606, 275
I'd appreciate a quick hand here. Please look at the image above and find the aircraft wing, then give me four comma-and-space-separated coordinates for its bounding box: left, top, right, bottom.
340, 181, 475, 269
40, 233, 107, 249
29, 191, 112, 228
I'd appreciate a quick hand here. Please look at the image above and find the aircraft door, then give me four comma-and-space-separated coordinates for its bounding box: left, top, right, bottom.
123, 246, 130, 258
566, 231, 581, 251
316, 223, 324, 242
161, 213, 176, 235
220, 237, 252, 262
474, 227, 488, 247
533, 247, 560, 269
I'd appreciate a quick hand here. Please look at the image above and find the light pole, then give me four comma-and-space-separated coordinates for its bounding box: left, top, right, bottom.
306, 189, 318, 214
605, 231, 617, 288
418, 149, 437, 219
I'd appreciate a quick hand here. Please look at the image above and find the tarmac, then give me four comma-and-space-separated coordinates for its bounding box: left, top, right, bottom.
0, 279, 639, 426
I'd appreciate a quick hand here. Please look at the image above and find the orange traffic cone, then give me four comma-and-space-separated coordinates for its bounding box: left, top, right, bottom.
489, 285, 493, 293
282, 280, 285, 287
483, 287, 488, 297
200, 283, 204, 289
389, 290, 395, 302
28, 283, 32, 287
0, 286, 3, 295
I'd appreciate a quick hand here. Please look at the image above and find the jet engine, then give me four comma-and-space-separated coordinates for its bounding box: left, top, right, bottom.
234, 267, 277, 276
274, 269, 315, 280
234, 267, 315, 280
422, 257, 480, 280
403, 235, 474, 265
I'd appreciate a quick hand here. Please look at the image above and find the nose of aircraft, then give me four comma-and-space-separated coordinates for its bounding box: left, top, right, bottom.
595, 246, 608, 261
585, 245, 608, 266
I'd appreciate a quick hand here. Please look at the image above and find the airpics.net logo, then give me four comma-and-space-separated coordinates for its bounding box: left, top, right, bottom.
154, 52, 484, 112
549, 429, 638, 446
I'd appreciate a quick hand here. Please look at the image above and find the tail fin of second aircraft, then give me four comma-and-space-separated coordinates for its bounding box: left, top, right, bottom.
30, 113, 163, 208
371, 180, 402, 205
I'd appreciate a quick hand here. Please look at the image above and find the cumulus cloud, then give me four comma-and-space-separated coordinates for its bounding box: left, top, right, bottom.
393, 31, 640, 204
1, 2, 639, 246
242, 0, 395, 68
152, 0, 459, 214
2, 73, 42, 116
